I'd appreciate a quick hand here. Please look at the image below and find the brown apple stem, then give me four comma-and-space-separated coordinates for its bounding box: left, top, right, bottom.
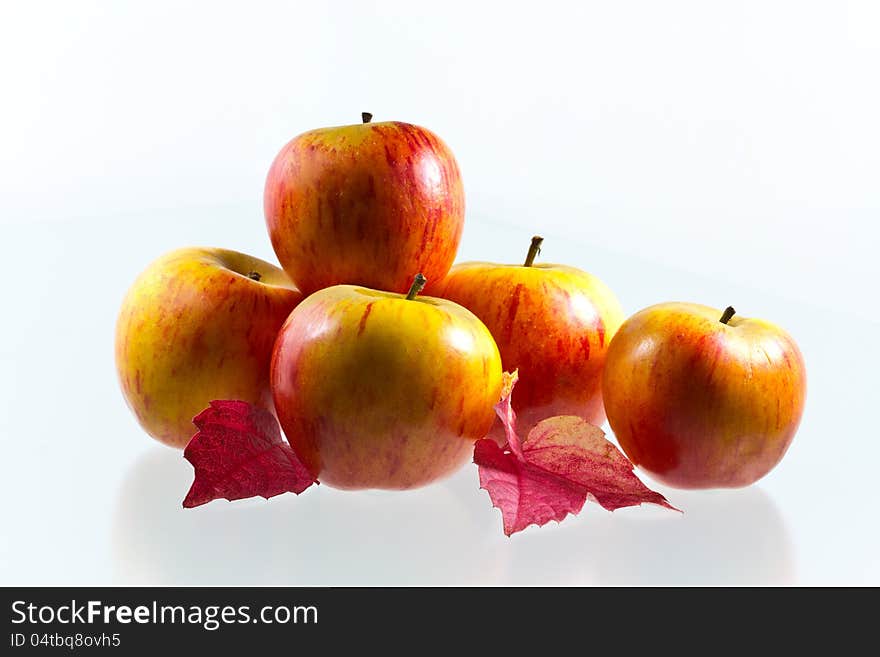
246, 271, 262, 282
406, 273, 427, 300
362, 112, 373, 124
720, 306, 736, 324
523, 235, 544, 267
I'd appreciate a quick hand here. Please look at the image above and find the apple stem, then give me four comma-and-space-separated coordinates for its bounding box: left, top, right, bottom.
247, 271, 262, 282
406, 273, 427, 300
362, 112, 373, 124
720, 306, 736, 324
523, 235, 544, 267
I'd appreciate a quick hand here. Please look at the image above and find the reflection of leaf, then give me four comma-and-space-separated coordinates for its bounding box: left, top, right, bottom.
474, 373, 679, 536
183, 400, 316, 508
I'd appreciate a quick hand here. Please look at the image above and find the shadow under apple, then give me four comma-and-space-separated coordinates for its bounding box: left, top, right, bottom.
112, 446, 507, 585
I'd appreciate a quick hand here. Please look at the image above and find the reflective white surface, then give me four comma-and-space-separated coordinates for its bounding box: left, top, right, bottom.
1, 1, 878, 585
1, 211, 877, 585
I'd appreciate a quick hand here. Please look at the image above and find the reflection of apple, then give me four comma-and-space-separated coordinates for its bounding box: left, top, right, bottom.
603, 303, 807, 489
264, 113, 465, 296
112, 448, 504, 585
437, 236, 624, 438
270, 275, 502, 490
115, 247, 302, 448
504, 487, 794, 585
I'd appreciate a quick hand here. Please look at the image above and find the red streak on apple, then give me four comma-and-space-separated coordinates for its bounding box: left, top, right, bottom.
603, 302, 807, 489
438, 257, 623, 439
270, 283, 503, 490
264, 119, 464, 296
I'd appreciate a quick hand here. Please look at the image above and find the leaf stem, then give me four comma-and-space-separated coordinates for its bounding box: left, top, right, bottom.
719, 306, 736, 324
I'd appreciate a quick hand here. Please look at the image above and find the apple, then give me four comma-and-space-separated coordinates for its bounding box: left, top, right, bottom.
436, 236, 624, 437
270, 274, 502, 490
602, 302, 807, 489
115, 247, 303, 448
264, 113, 465, 296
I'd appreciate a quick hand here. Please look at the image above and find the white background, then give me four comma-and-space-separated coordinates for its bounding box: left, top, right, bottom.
1, 1, 878, 585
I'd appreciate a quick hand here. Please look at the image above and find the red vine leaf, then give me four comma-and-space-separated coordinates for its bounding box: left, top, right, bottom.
183, 400, 317, 508
474, 373, 679, 535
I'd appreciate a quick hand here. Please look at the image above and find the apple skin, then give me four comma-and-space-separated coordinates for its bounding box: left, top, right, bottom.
436, 260, 624, 438
264, 118, 465, 296
115, 247, 303, 448
602, 302, 807, 489
270, 284, 502, 490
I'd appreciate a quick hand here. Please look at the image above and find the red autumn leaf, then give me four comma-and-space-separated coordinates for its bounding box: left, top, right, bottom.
183, 400, 316, 508
474, 371, 678, 535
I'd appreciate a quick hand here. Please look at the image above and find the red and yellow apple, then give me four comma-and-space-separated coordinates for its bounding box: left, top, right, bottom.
602, 302, 807, 489
437, 237, 624, 437
115, 247, 303, 448
270, 275, 502, 490
264, 113, 465, 296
